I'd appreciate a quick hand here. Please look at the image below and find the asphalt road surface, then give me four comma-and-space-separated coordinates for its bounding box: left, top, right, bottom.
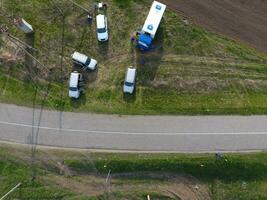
0, 103, 267, 152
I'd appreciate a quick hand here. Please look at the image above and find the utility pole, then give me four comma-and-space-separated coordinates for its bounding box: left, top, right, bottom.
105, 170, 111, 200
106, 169, 111, 184
0, 183, 21, 200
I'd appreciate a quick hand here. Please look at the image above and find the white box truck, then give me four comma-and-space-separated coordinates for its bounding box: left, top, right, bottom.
137, 1, 166, 50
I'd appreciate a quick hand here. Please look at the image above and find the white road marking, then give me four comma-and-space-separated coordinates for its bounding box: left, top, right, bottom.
0, 120, 266, 136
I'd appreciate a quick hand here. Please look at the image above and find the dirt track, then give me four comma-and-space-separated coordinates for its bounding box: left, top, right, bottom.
162, 0, 267, 53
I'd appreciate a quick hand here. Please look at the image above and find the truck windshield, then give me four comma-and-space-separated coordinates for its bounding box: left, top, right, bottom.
138, 41, 149, 48
97, 28, 106, 33
85, 58, 91, 66
125, 82, 134, 87
69, 87, 78, 92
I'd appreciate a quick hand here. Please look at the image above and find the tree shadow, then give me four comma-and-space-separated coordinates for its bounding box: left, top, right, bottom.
24, 32, 40, 82
135, 25, 165, 86
25, 33, 35, 68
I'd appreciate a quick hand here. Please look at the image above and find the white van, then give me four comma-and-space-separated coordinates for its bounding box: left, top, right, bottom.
69, 71, 83, 99
71, 51, 97, 70
123, 67, 137, 94
96, 14, 108, 42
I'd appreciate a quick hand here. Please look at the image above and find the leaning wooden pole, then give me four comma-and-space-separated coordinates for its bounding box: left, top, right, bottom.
0, 182, 22, 200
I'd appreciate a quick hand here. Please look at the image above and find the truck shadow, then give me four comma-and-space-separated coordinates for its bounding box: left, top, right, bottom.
135, 25, 165, 87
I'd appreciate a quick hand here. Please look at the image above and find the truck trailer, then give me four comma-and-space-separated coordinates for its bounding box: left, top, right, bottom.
137, 1, 166, 51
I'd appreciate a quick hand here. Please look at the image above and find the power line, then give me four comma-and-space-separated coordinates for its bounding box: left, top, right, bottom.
53, 3, 66, 129
67, 0, 91, 14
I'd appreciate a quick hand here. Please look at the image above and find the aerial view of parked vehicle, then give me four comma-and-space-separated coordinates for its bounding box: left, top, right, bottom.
123, 67, 137, 94
71, 51, 98, 70
68, 71, 83, 99
96, 14, 108, 42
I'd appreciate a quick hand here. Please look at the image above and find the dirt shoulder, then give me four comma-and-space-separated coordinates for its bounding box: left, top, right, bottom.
162, 0, 267, 53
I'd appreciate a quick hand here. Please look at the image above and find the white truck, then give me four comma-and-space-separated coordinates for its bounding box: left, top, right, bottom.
96, 14, 108, 42
71, 51, 98, 70
123, 67, 137, 94
68, 71, 83, 99
137, 1, 166, 50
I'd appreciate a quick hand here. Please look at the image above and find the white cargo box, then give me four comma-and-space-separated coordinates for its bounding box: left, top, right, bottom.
142, 1, 166, 38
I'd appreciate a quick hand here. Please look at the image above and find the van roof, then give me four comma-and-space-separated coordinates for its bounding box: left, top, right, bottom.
142, 1, 166, 37
96, 14, 105, 29
72, 52, 88, 64
126, 68, 136, 83
69, 72, 79, 87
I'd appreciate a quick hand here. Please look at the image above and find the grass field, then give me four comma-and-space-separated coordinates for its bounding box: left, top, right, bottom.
0, 0, 267, 115
1, 144, 267, 199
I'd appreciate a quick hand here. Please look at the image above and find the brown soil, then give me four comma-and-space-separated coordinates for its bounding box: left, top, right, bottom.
40, 172, 211, 200
162, 0, 267, 53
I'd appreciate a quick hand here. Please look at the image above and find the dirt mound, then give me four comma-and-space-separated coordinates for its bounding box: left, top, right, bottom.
162, 0, 267, 53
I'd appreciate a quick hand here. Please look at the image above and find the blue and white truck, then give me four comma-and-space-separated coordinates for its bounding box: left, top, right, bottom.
137, 1, 166, 51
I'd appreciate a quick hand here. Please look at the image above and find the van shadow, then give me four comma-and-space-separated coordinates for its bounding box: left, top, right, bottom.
72, 63, 98, 85
97, 40, 109, 59
121, 81, 137, 103
69, 92, 86, 108
135, 25, 165, 87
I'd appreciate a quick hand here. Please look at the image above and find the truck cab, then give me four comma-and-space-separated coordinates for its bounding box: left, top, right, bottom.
69, 71, 83, 99
137, 33, 153, 51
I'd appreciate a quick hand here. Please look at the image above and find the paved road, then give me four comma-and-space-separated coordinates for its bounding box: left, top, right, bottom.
0, 103, 267, 152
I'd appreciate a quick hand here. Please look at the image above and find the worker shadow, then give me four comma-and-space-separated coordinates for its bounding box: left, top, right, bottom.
135, 26, 165, 86
0, 65, 12, 96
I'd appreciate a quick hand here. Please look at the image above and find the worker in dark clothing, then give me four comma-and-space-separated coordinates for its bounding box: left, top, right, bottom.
130, 36, 135, 43
87, 15, 93, 25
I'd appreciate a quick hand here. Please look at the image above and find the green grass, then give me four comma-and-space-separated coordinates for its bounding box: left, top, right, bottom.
0, 0, 267, 115
1, 144, 267, 199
